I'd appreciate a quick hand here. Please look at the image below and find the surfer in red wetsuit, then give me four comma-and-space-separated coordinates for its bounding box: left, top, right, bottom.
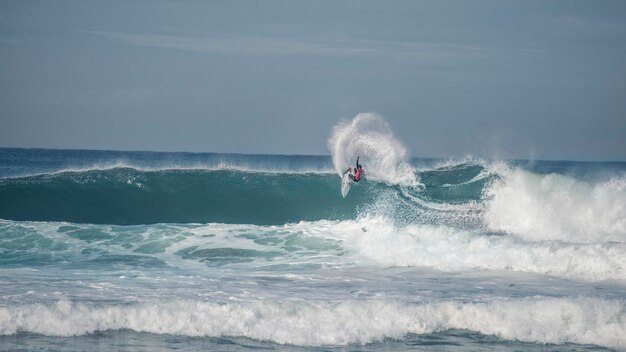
347, 156, 364, 182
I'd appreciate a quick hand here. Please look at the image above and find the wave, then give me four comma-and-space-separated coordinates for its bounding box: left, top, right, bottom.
2, 217, 625, 281
0, 168, 375, 225
4, 162, 336, 179
0, 161, 488, 226
322, 216, 626, 281
485, 167, 626, 243
1, 297, 624, 348
2, 153, 625, 247
0, 148, 335, 179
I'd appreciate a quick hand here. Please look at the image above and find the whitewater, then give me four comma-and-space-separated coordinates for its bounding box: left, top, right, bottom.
1, 114, 626, 351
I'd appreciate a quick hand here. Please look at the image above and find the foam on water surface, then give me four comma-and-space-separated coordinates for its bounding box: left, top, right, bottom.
1, 297, 624, 349
1, 145, 626, 351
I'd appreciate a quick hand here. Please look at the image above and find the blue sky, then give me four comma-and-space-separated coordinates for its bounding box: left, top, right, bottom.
1, 0, 625, 160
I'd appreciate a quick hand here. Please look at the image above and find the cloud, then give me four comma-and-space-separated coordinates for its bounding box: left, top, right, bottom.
85, 31, 500, 60
548, 15, 626, 33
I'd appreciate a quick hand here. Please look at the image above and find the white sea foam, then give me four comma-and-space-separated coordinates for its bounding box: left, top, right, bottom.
0, 160, 336, 179
0, 297, 624, 348
2, 217, 625, 281
327, 113, 419, 186
484, 167, 626, 243
309, 217, 626, 281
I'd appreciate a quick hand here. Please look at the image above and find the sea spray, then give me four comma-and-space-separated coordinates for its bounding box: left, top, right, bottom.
327, 113, 419, 186
484, 167, 626, 243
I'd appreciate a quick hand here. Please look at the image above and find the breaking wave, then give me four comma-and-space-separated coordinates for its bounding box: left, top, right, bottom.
1, 297, 624, 349
484, 167, 626, 243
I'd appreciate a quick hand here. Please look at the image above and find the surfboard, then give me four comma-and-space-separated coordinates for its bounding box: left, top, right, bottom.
341, 170, 352, 198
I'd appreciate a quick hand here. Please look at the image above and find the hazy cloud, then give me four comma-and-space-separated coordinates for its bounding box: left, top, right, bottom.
87, 31, 501, 60
548, 15, 626, 33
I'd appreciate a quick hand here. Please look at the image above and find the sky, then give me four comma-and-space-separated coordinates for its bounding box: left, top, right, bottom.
1, 0, 625, 161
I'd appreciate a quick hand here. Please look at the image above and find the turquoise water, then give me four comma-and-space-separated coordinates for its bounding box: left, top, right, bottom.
1, 148, 625, 351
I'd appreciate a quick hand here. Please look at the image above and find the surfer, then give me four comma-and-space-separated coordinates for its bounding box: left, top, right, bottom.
347, 156, 364, 182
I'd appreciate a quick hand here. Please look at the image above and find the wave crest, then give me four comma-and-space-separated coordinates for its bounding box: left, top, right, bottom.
1, 298, 624, 348
484, 167, 626, 243
334, 216, 626, 281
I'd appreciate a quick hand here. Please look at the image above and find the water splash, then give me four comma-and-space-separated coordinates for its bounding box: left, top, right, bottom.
327, 113, 419, 186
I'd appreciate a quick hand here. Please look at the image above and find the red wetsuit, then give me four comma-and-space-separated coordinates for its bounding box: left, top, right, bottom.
348, 157, 364, 182
353, 168, 364, 182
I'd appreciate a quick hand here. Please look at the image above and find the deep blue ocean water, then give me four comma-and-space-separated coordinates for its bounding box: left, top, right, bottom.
1, 147, 625, 351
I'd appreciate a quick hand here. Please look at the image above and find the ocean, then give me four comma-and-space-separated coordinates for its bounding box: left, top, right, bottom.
1, 145, 625, 351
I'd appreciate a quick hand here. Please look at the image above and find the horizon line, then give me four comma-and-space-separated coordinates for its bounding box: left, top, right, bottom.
1, 146, 625, 164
